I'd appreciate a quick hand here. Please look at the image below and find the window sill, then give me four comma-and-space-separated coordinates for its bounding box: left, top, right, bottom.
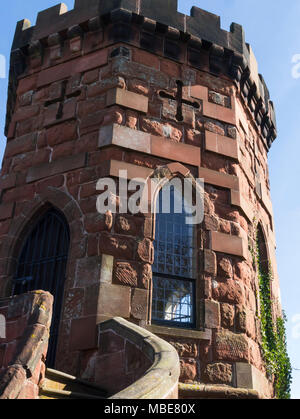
145, 324, 212, 341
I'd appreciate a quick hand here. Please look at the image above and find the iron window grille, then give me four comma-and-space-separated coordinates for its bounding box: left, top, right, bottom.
13, 208, 70, 368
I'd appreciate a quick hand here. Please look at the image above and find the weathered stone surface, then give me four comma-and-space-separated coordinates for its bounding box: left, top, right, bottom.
137, 239, 154, 264
236, 306, 257, 340
218, 257, 233, 279
106, 88, 149, 113
0, 292, 52, 399
140, 264, 152, 290
75, 256, 102, 288
205, 300, 220, 329
234, 261, 253, 288
213, 279, 244, 305
98, 284, 131, 319
99, 234, 135, 260
167, 340, 198, 358
114, 262, 138, 287
214, 331, 249, 362
211, 231, 248, 259
204, 362, 233, 385
220, 303, 235, 328
63, 288, 84, 320
204, 250, 217, 276
131, 289, 148, 321
180, 359, 197, 383
84, 212, 113, 233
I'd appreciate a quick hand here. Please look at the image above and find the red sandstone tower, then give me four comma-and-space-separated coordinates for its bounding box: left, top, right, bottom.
0, 0, 289, 399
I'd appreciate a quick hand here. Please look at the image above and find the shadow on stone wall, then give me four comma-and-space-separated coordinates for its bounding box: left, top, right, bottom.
80, 317, 180, 399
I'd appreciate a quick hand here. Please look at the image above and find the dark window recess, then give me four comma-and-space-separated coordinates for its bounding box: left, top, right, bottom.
13, 208, 70, 368
152, 185, 196, 328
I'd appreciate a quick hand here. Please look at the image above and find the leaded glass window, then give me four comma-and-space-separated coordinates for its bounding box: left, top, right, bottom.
152, 184, 196, 328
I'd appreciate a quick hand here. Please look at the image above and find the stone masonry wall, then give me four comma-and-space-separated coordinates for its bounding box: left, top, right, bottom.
0, 291, 53, 399
0, 2, 279, 398
80, 317, 180, 399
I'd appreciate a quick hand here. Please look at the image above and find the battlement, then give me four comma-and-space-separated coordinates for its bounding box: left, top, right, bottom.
1, 2, 283, 399
13, 1, 246, 53
7, 0, 277, 147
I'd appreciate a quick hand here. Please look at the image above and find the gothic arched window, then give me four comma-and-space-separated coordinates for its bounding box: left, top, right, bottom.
257, 224, 269, 276
151, 183, 197, 328
13, 208, 70, 367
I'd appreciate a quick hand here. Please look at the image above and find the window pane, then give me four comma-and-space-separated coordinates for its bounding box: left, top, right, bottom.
152, 276, 194, 325
152, 184, 196, 327
152, 186, 196, 279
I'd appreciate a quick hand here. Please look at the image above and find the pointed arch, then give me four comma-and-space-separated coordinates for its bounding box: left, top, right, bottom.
14, 206, 70, 367
148, 163, 203, 329
0, 187, 84, 296
0, 187, 85, 367
143, 163, 204, 240
257, 222, 270, 276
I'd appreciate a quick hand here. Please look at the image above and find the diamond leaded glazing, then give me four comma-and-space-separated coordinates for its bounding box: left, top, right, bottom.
152, 185, 196, 327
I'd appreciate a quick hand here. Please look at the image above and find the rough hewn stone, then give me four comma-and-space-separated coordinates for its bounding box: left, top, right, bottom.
204, 362, 233, 385
215, 330, 249, 362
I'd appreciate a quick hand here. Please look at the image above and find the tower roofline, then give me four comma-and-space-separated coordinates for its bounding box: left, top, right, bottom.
7, 0, 277, 147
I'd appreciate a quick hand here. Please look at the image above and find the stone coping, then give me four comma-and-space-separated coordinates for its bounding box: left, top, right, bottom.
98, 317, 180, 399
0, 291, 53, 399
178, 383, 259, 399
145, 324, 212, 342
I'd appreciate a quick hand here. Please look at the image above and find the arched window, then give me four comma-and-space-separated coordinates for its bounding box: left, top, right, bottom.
152, 183, 197, 328
13, 208, 70, 367
257, 223, 275, 343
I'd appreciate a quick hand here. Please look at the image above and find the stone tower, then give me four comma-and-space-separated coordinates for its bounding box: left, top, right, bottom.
0, 0, 282, 398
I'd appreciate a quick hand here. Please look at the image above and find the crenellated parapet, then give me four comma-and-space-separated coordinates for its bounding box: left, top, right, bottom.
7, 0, 276, 149
0, 0, 285, 399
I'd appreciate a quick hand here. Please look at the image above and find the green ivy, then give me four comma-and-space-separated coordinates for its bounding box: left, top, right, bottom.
256, 234, 292, 399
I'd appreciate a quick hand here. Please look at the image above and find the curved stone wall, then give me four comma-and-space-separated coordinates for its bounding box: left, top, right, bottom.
0, 291, 53, 399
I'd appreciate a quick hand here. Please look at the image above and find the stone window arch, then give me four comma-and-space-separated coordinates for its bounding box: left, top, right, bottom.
13, 206, 70, 367
150, 164, 201, 329
257, 223, 270, 277
256, 222, 275, 324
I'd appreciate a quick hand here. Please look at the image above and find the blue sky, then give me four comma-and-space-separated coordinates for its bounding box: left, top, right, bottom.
0, 0, 299, 398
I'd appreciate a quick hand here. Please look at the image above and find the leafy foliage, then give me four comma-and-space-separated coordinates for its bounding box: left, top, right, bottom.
256, 234, 292, 399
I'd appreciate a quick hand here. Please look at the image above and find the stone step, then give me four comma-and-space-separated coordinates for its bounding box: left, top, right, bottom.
39, 368, 107, 399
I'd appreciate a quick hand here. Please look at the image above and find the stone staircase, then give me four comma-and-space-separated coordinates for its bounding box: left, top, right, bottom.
39, 369, 107, 400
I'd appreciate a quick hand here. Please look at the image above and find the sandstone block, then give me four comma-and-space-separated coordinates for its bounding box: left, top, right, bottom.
220, 303, 235, 328
213, 279, 244, 305
114, 262, 138, 287
205, 300, 220, 329
106, 88, 148, 113
214, 330, 249, 362
204, 362, 233, 385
